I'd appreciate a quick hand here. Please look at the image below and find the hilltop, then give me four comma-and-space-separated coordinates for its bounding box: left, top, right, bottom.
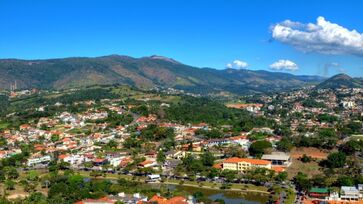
316, 74, 363, 89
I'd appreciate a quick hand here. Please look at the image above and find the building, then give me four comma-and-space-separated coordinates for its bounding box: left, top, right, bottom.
146, 174, 161, 182
341, 101, 356, 109
145, 195, 193, 204
138, 160, 158, 168
27, 155, 51, 166
75, 197, 115, 204
225, 103, 263, 113
340, 186, 360, 201
221, 157, 271, 172
309, 187, 329, 199
261, 152, 292, 167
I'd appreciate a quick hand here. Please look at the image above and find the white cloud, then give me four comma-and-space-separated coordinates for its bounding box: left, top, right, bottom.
226, 60, 248, 69
270, 59, 298, 71
271, 16, 363, 56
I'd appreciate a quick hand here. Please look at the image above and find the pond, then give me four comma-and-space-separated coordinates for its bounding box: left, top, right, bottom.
148, 183, 270, 204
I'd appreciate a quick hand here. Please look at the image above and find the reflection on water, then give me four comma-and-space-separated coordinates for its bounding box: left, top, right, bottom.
148, 183, 269, 204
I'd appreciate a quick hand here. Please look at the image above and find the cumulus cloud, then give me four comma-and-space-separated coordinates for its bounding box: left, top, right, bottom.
226, 60, 248, 69
271, 16, 363, 56
270, 59, 298, 71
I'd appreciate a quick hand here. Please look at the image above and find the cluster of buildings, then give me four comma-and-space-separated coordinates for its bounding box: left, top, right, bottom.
0, 86, 362, 203
75, 193, 194, 204
309, 185, 363, 202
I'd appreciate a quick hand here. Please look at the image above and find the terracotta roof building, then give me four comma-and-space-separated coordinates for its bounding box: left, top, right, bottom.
221, 157, 272, 172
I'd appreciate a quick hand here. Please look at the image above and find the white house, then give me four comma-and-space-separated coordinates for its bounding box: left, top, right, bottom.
27, 155, 51, 166
340, 186, 360, 201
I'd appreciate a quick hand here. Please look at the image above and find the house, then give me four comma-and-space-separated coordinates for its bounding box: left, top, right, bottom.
109, 193, 148, 204
138, 160, 158, 168
226, 103, 263, 113
145, 195, 193, 204
93, 158, 107, 166
221, 157, 271, 172
228, 135, 251, 150
27, 155, 51, 166
146, 174, 161, 182
340, 186, 360, 201
309, 187, 329, 199
341, 101, 356, 109
59, 154, 89, 165
202, 138, 230, 147
109, 157, 125, 167
165, 150, 185, 160
261, 152, 292, 167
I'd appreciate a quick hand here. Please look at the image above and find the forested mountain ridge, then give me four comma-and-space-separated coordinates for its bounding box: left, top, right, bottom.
0, 55, 324, 94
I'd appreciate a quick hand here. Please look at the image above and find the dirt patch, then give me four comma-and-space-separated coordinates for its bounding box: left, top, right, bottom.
7, 192, 29, 199
290, 147, 329, 160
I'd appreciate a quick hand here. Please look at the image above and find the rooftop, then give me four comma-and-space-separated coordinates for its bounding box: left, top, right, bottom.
223, 157, 271, 165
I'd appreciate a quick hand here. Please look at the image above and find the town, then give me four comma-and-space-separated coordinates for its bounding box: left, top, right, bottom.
0, 84, 362, 204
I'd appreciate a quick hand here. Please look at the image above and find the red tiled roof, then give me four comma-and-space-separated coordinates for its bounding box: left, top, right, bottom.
148, 195, 188, 204
213, 163, 222, 169
138, 160, 154, 166
223, 157, 271, 165
75, 197, 115, 204
272, 166, 286, 173
58, 154, 68, 159
93, 158, 105, 163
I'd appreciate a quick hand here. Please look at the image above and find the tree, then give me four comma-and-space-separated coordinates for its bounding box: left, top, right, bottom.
26, 170, 39, 181
339, 140, 363, 155
25, 192, 48, 204
4, 180, 15, 190
245, 168, 274, 183
224, 145, 247, 158
325, 152, 346, 168
336, 176, 354, 186
276, 138, 293, 152
300, 154, 312, 163
201, 151, 215, 167
275, 172, 288, 182
3, 166, 19, 180
249, 141, 272, 157
293, 172, 311, 191
317, 128, 338, 149
157, 150, 166, 163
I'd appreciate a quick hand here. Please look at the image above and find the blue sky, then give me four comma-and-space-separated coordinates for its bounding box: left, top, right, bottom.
1, 0, 363, 77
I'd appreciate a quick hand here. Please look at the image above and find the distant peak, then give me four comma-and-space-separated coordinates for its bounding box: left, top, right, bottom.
331, 73, 351, 79
148, 55, 181, 64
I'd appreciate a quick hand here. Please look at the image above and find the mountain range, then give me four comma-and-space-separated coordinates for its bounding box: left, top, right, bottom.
0, 54, 345, 94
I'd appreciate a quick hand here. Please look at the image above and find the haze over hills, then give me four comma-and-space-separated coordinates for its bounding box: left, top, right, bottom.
0, 55, 326, 94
